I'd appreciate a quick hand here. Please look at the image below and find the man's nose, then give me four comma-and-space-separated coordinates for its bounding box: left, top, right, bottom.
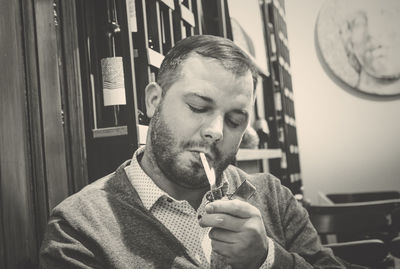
201, 114, 223, 143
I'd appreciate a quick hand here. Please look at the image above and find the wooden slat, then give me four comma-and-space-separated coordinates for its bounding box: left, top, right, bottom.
132, 0, 151, 117
155, 1, 163, 54
0, 179, 4, 268
59, 0, 88, 193
168, 9, 175, 47
171, 0, 182, 43
148, 48, 165, 68
180, 4, 195, 26
217, 0, 227, 38
146, 0, 161, 52
192, 0, 203, 35
139, 124, 149, 145
92, 126, 128, 138
160, 0, 175, 10
236, 149, 282, 161
118, 0, 141, 150
35, 0, 69, 210
21, 0, 49, 253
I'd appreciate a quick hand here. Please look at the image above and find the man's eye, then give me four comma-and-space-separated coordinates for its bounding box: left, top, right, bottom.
226, 117, 241, 128
188, 104, 207, 113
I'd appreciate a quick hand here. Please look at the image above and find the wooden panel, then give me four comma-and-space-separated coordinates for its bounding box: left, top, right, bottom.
93, 126, 128, 138
0, 183, 4, 269
180, 4, 195, 26
148, 48, 165, 68
216, 0, 228, 38
0, 1, 38, 268
59, 0, 89, 193
146, 0, 162, 52
21, 0, 50, 251
132, 0, 152, 119
172, 0, 182, 42
35, 0, 69, 210
87, 136, 133, 181
117, 0, 140, 149
201, 0, 222, 36
192, 0, 203, 35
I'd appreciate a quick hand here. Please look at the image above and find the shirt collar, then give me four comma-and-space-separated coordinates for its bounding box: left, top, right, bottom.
124, 146, 167, 210
124, 146, 230, 210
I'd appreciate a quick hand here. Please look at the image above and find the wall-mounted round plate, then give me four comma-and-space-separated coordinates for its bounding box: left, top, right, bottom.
316, 0, 400, 96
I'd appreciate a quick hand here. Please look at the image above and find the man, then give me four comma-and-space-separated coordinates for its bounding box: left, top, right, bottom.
40, 35, 345, 268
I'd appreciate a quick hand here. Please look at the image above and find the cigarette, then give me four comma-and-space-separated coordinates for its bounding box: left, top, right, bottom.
199, 152, 216, 188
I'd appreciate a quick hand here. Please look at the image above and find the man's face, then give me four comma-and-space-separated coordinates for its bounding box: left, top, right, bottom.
149, 55, 254, 189
350, 9, 400, 79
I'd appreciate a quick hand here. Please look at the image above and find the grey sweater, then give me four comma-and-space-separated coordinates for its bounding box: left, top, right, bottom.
40, 162, 345, 268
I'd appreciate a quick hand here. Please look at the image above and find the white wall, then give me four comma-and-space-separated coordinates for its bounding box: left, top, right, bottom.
285, 0, 400, 203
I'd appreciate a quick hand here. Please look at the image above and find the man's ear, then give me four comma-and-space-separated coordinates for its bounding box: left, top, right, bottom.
145, 82, 163, 118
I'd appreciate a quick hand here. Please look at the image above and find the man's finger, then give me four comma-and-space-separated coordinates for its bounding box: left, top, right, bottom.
199, 213, 246, 231
205, 199, 258, 218
208, 227, 238, 243
211, 238, 233, 258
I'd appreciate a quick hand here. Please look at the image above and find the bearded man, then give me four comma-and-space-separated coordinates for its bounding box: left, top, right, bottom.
40, 35, 345, 269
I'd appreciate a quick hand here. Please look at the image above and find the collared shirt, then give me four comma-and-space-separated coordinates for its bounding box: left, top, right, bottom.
125, 147, 274, 268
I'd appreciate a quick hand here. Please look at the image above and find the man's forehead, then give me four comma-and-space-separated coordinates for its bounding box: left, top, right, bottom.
180, 54, 221, 72
179, 55, 252, 83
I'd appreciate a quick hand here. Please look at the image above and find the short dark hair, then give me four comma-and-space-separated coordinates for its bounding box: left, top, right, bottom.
157, 35, 258, 94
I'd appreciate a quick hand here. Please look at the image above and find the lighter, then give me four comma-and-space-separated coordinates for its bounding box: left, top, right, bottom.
199, 152, 256, 202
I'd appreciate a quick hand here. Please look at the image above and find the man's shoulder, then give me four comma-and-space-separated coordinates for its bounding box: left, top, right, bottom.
224, 165, 283, 189
51, 161, 134, 218
52, 172, 114, 214
224, 165, 294, 204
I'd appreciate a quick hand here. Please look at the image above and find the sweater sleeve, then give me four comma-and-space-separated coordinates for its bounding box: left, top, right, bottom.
270, 184, 345, 268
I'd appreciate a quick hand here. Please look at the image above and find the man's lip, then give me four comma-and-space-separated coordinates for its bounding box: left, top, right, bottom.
189, 149, 214, 161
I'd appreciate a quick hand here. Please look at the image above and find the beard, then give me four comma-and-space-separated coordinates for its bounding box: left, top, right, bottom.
149, 103, 236, 189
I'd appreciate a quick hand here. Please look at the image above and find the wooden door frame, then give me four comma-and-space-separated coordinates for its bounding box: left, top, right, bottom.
57, 0, 89, 193
0, 0, 88, 267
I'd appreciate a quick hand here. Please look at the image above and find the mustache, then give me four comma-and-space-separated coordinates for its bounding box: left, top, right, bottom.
181, 140, 221, 159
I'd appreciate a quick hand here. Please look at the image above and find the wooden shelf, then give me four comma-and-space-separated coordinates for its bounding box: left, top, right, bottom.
148, 48, 164, 68
180, 4, 195, 26
92, 126, 128, 138
92, 124, 148, 140
236, 148, 282, 161
93, 125, 282, 163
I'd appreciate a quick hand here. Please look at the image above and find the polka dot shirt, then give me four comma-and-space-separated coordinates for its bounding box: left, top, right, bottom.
125, 147, 275, 268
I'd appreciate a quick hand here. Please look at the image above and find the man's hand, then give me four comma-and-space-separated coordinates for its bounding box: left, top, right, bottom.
198, 199, 269, 269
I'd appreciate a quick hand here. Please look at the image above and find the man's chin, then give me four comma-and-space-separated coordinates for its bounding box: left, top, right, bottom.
170, 174, 210, 190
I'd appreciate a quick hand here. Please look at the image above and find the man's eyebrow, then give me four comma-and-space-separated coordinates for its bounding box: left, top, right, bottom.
183, 93, 214, 103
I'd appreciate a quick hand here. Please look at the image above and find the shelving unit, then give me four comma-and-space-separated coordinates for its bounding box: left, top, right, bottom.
262, 0, 303, 194
77, 0, 301, 191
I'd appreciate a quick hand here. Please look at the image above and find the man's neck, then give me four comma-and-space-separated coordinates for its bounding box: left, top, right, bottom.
139, 147, 208, 210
